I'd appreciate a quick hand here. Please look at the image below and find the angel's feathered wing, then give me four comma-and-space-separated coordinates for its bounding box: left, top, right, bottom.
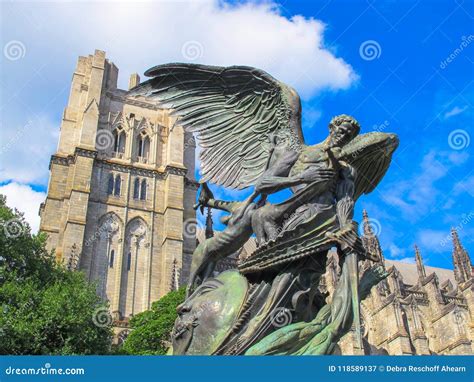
129, 64, 304, 189
338, 132, 399, 200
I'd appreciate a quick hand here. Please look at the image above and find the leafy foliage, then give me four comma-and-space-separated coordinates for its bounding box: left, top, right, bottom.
0, 195, 112, 354
121, 286, 186, 355
0, 195, 53, 285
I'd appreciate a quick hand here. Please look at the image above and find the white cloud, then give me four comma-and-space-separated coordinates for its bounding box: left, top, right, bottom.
0, 114, 58, 185
1, 0, 357, 189
388, 243, 405, 258
302, 104, 323, 130
444, 105, 468, 119
0, 182, 46, 233
5, 0, 356, 98
381, 150, 467, 221
447, 151, 469, 166
417, 229, 447, 253
1, 1, 358, 229
442, 198, 455, 210
397, 257, 415, 264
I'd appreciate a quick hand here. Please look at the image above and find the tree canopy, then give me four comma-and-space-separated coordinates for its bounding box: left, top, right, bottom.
0, 195, 112, 354
121, 286, 186, 355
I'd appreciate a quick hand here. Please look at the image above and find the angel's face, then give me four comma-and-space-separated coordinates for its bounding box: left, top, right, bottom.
329, 122, 357, 147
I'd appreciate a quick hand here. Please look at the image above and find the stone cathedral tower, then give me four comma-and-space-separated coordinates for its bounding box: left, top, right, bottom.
39, 50, 198, 320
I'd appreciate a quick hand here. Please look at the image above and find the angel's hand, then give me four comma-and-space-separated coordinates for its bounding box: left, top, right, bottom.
325, 223, 363, 254
194, 183, 214, 213
298, 168, 335, 183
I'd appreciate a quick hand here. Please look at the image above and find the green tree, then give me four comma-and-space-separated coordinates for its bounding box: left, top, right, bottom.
121, 286, 186, 355
0, 195, 112, 354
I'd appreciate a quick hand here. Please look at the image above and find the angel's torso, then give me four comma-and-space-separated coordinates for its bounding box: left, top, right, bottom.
290, 144, 332, 175
290, 144, 339, 206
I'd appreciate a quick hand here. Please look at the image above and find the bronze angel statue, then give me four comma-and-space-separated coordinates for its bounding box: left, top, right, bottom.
130, 64, 398, 355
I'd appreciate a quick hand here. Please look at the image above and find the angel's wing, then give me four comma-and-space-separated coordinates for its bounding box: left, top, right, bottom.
129, 64, 304, 189
338, 132, 399, 200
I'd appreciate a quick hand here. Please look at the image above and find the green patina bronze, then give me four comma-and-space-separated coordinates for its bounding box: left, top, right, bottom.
130, 63, 399, 355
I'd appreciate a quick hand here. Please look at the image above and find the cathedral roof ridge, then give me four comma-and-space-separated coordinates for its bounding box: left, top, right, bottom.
385, 259, 455, 288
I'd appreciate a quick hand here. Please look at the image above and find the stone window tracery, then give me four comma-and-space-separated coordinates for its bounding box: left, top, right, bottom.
113, 127, 126, 154
140, 179, 147, 200
109, 249, 115, 268
107, 174, 114, 195
91, 213, 121, 302
133, 178, 140, 199
137, 133, 150, 161
119, 218, 148, 316
114, 175, 121, 196
132, 177, 147, 201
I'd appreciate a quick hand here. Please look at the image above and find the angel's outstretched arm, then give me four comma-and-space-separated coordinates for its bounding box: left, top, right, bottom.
254, 144, 341, 196
253, 147, 300, 194
254, 175, 303, 195
233, 145, 301, 218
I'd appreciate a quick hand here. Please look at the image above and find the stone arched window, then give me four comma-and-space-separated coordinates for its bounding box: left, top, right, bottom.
113, 127, 126, 154
120, 218, 148, 316
127, 252, 132, 271
132, 177, 147, 201
107, 174, 114, 195
114, 175, 121, 196
109, 249, 115, 268
140, 179, 147, 200
137, 133, 150, 163
90, 213, 122, 302
133, 178, 140, 199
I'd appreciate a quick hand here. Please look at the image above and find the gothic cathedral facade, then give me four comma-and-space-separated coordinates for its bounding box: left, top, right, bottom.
39, 50, 198, 321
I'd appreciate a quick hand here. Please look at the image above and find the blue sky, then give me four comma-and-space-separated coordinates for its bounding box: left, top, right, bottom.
0, 0, 472, 270
282, 0, 474, 269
